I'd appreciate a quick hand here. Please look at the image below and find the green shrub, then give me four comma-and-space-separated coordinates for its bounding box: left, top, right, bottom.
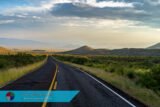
126, 69, 136, 79
53, 54, 160, 92
0, 54, 45, 70
71, 57, 89, 65
138, 65, 160, 91
105, 65, 116, 73
115, 66, 124, 75
85, 63, 93, 67
0, 59, 8, 68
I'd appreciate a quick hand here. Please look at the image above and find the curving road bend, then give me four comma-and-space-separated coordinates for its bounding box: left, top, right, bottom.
0, 57, 146, 107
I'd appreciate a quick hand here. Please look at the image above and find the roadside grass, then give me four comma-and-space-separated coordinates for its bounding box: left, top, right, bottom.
64, 61, 160, 107
0, 59, 46, 88
53, 55, 160, 91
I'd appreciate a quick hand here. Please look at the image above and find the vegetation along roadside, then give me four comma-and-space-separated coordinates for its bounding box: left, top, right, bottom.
53, 54, 160, 107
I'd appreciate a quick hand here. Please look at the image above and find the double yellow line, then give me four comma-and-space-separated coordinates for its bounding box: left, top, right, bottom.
42, 64, 58, 107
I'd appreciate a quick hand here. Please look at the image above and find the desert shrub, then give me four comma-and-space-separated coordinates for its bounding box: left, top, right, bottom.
0, 59, 8, 69
71, 57, 89, 65
105, 64, 116, 73
54, 54, 160, 92
0, 53, 45, 69
115, 66, 124, 75
138, 65, 160, 91
126, 69, 136, 79
85, 63, 93, 67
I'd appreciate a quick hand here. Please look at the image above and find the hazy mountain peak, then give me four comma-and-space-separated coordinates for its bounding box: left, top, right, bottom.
148, 43, 160, 49
77, 45, 94, 50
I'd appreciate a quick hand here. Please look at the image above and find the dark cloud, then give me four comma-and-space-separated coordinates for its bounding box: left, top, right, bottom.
1, 0, 160, 28
51, 3, 148, 19
50, 1, 160, 28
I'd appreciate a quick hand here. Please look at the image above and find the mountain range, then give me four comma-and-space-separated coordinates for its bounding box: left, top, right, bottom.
1, 37, 160, 56
147, 43, 160, 49
61, 44, 160, 56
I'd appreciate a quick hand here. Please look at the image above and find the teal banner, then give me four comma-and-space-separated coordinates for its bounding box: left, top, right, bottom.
0, 90, 79, 102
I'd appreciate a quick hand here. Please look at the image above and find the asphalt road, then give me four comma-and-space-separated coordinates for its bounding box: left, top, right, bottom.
0, 57, 146, 107
0, 57, 56, 107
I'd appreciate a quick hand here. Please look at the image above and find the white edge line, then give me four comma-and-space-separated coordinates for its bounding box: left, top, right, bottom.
79, 69, 136, 107
52, 57, 136, 107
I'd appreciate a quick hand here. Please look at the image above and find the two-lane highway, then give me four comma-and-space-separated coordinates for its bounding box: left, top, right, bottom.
0, 57, 146, 107
50, 58, 145, 107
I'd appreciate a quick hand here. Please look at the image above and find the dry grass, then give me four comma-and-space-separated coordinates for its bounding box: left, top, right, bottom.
0, 59, 46, 88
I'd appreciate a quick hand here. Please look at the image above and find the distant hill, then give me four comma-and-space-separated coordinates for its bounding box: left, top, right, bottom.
60, 45, 160, 56
62, 45, 93, 54
147, 43, 160, 49
31, 50, 47, 54
0, 46, 10, 54
32, 50, 46, 52
61, 45, 109, 55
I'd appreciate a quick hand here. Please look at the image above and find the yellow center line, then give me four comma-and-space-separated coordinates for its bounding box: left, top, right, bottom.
41, 64, 58, 107
54, 81, 57, 90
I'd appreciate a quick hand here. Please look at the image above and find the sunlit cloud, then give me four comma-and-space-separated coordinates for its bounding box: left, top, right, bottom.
0, 20, 15, 24
1, 0, 135, 16
83, 0, 134, 8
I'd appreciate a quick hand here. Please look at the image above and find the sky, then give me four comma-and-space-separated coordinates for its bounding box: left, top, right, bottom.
0, 0, 160, 49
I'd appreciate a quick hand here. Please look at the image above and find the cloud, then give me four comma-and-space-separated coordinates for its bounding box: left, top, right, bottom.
16, 15, 26, 18
51, 0, 135, 8
0, 0, 160, 29
147, 0, 160, 5
61, 17, 140, 28
1, 0, 135, 15
49, 1, 160, 28
80, 0, 134, 8
32, 16, 41, 19
0, 20, 15, 24
50, 3, 147, 20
